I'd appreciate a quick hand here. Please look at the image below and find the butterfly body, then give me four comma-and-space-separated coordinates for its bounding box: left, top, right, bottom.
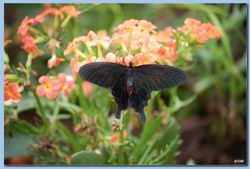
126, 69, 134, 97
79, 62, 187, 124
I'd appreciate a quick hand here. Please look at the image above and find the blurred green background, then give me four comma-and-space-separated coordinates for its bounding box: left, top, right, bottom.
4, 4, 247, 165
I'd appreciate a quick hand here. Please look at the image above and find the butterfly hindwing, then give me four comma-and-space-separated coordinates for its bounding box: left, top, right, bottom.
79, 62, 128, 88
111, 75, 129, 110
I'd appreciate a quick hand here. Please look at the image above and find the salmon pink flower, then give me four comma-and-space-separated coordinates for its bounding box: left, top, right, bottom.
22, 36, 44, 56
104, 52, 116, 62
82, 81, 93, 96
60, 5, 81, 17
17, 16, 31, 36
64, 42, 77, 56
111, 130, 128, 143
133, 53, 155, 66
70, 58, 81, 79
56, 73, 75, 96
43, 7, 63, 18
96, 52, 116, 62
84, 31, 111, 48
47, 55, 65, 68
4, 81, 22, 105
138, 20, 157, 32
112, 19, 160, 53
33, 10, 48, 24
114, 19, 156, 33
177, 18, 223, 44
155, 27, 175, 43
157, 44, 177, 64
17, 5, 81, 56
36, 76, 61, 100
116, 57, 125, 65
184, 18, 201, 27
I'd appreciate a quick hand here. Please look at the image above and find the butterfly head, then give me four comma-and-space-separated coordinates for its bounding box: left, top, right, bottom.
129, 62, 133, 68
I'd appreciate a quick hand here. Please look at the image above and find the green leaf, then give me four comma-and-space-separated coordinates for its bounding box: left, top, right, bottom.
194, 75, 216, 93
138, 118, 181, 164
16, 96, 37, 114
71, 151, 106, 164
56, 122, 75, 146
153, 118, 180, 150
130, 115, 161, 161
58, 102, 82, 114
14, 120, 39, 134
149, 135, 180, 165
4, 131, 34, 158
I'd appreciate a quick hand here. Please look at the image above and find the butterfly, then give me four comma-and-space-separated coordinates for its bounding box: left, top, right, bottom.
79, 62, 188, 124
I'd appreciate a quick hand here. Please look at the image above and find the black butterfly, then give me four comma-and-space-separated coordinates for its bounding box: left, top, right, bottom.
79, 62, 188, 124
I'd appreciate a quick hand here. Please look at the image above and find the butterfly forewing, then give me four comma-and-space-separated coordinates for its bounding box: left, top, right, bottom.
132, 64, 188, 91
79, 62, 128, 88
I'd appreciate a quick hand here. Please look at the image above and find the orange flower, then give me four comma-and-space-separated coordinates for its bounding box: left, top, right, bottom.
56, 73, 75, 96
114, 19, 156, 33
138, 20, 157, 32
36, 76, 61, 100
116, 57, 125, 65
155, 27, 175, 43
104, 52, 116, 62
133, 53, 155, 66
47, 55, 65, 68
83, 31, 111, 48
17, 17, 43, 56
64, 42, 77, 56
157, 42, 177, 64
4, 81, 22, 105
17, 16, 31, 36
70, 58, 80, 79
46, 7, 63, 18
96, 52, 116, 62
177, 18, 223, 44
60, 5, 81, 17
184, 18, 201, 27
112, 19, 159, 52
22, 36, 43, 56
111, 130, 127, 143
17, 5, 81, 56
82, 81, 93, 96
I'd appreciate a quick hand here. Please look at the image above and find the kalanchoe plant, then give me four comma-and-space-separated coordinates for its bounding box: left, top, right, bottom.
4, 4, 227, 165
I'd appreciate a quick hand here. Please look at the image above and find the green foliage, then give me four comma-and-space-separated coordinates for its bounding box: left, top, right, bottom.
71, 151, 106, 164
4, 130, 35, 158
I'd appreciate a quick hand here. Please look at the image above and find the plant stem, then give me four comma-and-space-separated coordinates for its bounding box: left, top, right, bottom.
25, 53, 33, 84
97, 44, 103, 58
119, 128, 125, 164
32, 89, 49, 128
76, 75, 91, 116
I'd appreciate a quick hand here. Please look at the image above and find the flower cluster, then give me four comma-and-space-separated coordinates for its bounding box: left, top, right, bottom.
177, 18, 223, 44
17, 5, 81, 57
4, 65, 22, 105
15, 5, 82, 100
64, 18, 222, 75
16, 13, 222, 100
36, 73, 75, 100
